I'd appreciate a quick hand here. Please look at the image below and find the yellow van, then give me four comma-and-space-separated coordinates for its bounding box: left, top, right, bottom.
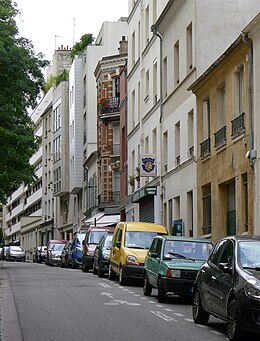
108, 222, 168, 285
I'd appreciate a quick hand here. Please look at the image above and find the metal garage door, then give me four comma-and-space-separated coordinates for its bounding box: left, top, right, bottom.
139, 196, 154, 223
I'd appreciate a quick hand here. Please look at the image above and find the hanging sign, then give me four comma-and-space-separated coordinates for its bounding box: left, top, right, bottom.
140, 154, 157, 177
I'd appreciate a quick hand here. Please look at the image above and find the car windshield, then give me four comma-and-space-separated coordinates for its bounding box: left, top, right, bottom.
51, 244, 65, 251
238, 241, 260, 269
11, 246, 23, 252
88, 231, 107, 245
76, 234, 85, 245
164, 240, 212, 260
124, 232, 159, 249
104, 235, 113, 248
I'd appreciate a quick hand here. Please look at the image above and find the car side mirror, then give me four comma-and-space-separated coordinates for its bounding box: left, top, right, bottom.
150, 252, 159, 258
219, 262, 232, 273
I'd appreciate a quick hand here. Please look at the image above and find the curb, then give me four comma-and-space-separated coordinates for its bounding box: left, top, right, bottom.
0, 263, 23, 341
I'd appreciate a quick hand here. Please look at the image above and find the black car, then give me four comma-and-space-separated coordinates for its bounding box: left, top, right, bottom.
93, 233, 113, 277
192, 235, 260, 341
61, 241, 72, 268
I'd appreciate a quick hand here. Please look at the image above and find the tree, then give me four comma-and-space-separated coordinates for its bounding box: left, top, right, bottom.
70, 33, 95, 59
0, 0, 49, 203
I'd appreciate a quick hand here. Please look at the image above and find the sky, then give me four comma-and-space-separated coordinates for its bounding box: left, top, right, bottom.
15, 0, 128, 63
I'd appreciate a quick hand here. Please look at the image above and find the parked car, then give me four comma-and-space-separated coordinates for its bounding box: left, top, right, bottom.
0, 247, 3, 260
82, 227, 114, 272
37, 246, 47, 263
61, 241, 72, 268
45, 240, 67, 265
6, 246, 26, 262
109, 222, 168, 285
192, 235, 260, 341
93, 233, 113, 277
143, 235, 213, 302
69, 233, 86, 269
48, 243, 66, 266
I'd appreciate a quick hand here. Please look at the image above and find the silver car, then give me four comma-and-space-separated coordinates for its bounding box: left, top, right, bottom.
49, 244, 64, 266
6, 246, 26, 262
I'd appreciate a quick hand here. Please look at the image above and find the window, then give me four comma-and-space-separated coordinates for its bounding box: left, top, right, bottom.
188, 110, 194, 157
53, 136, 61, 163
202, 98, 210, 141
132, 31, 135, 67
202, 186, 211, 235
210, 239, 233, 267
138, 82, 141, 123
163, 57, 168, 98
145, 5, 150, 44
216, 82, 226, 129
163, 131, 168, 172
145, 69, 150, 99
186, 23, 193, 72
53, 106, 61, 132
234, 65, 245, 117
152, 128, 157, 156
153, 60, 158, 104
174, 196, 180, 220
131, 89, 135, 128
175, 121, 180, 166
174, 40, 180, 85
137, 21, 141, 58
153, 0, 157, 24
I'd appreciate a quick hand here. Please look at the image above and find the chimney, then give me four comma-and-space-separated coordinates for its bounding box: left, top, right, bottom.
118, 36, 128, 54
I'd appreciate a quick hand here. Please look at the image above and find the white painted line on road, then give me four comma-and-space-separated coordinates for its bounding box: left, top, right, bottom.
134, 294, 141, 297
196, 324, 208, 328
99, 282, 112, 288
148, 300, 156, 303
210, 331, 223, 336
156, 304, 163, 307
104, 299, 141, 306
151, 311, 177, 322
140, 297, 147, 300
164, 308, 173, 312
100, 292, 114, 298
128, 291, 135, 294
123, 288, 129, 291
173, 312, 183, 316
184, 318, 193, 322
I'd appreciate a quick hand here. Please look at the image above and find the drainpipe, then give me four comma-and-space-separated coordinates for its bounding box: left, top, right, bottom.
241, 33, 254, 166
151, 25, 164, 225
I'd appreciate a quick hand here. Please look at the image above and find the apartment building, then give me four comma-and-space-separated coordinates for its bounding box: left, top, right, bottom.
189, 37, 254, 241
126, 0, 260, 237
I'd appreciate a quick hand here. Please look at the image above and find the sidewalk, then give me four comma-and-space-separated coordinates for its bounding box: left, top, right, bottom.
0, 262, 23, 341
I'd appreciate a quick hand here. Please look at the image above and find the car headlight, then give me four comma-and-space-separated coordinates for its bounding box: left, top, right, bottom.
126, 255, 138, 265
166, 269, 181, 278
245, 280, 260, 299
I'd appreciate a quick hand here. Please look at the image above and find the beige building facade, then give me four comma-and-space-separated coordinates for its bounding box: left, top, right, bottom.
190, 39, 254, 242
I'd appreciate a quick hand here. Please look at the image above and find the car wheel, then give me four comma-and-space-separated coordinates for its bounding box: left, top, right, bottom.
82, 262, 88, 272
227, 299, 242, 341
193, 289, 210, 325
93, 262, 98, 275
108, 264, 116, 281
119, 266, 126, 285
98, 264, 104, 278
143, 274, 152, 296
157, 278, 166, 303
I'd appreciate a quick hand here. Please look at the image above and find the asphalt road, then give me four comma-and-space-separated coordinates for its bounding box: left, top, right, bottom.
0, 261, 250, 341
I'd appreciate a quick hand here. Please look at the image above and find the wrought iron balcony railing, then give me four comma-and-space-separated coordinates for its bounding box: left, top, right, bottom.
98, 97, 120, 115
231, 112, 245, 138
214, 125, 226, 149
200, 138, 211, 158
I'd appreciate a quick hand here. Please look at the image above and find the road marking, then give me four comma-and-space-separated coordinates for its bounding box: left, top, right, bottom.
185, 318, 193, 322
148, 300, 156, 303
99, 282, 112, 288
196, 324, 208, 328
173, 312, 183, 316
151, 311, 177, 322
164, 308, 173, 312
156, 304, 163, 307
140, 297, 147, 300
134, 294, 141, 297
100, 292, 114, 298
105, 299, 141, 306
210, 331, 223, 335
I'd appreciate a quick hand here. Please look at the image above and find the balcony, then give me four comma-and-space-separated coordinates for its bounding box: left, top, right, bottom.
98, 97, 120, 117
200, 138, 211, 158
231, 113, 245, 138
111, 144, 120, 156
214, 126, 226, 150
99, 191, 120, 205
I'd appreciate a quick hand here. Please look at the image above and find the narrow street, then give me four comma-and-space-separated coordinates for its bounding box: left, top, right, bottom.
0, 261, 234, 341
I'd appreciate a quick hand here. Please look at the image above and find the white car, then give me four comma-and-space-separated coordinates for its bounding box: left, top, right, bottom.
6, 246, 26, 262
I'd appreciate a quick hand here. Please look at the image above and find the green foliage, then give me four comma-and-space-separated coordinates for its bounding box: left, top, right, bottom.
70, 33, 95, 59
0, 0, 49, 203
43, 70, 69, 94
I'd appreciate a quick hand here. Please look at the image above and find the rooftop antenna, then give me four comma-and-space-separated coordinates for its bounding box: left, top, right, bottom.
72, 18, 75, 46
55, 35, 63, 50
